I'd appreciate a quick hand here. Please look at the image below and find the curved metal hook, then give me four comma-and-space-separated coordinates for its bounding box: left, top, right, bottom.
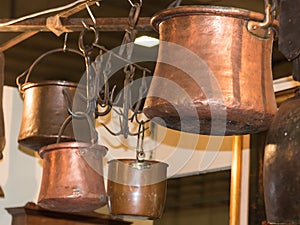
127, 0, 142, 7
78, 25, 99, 55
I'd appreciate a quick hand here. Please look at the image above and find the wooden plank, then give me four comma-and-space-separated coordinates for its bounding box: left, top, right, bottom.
248, 132, 267, 225
0, 31, 38, 52
0, 17, 152, 32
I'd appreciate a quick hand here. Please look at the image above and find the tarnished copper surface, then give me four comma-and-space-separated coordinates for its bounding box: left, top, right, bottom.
0, 53, 5, 159
263, 91, 300, 224
18, 81, 79, 150
107, 159, 168, 220
143, 6, 277, 135
38, 142, 107, 212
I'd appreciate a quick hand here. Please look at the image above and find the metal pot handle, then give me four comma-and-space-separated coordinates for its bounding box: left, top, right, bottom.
246, 0, 277, 39
16, 48, 83, 94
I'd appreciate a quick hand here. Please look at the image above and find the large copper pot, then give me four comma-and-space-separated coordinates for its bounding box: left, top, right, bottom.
107, 159, 168, 220
263, 90, 300, 224
17, 48, 90, 151
38, 142, 107, 212
143, 6, 277, 135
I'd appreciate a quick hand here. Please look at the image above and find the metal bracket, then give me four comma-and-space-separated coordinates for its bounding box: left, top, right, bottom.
46, 0, 101, 36
246, 4, 273, 39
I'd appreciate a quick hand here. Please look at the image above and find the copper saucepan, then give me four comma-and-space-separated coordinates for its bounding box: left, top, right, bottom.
38, 142, 107, 212
107, 159, 168, 220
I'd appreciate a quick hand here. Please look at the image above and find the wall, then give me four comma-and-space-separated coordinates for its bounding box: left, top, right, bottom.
0, 86, 42, 224
0, 86, 250, 225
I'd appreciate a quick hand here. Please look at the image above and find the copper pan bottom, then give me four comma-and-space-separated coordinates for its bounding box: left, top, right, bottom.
145, 104, 274, 135
38, 197, 106, 212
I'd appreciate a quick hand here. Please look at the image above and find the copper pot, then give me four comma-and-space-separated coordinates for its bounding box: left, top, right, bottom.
17, 48, 90, 151
107, 159, 168, 220
18, 80, 78, 150
38, 142, 107, 212
263, 90, 300, 224
143, 6, 277, 135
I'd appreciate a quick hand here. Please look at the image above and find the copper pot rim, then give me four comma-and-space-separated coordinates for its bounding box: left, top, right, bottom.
151, 5, 278, 31
21, 80, 78, 92
108, 158, 169, 167
39, 141, 108, 158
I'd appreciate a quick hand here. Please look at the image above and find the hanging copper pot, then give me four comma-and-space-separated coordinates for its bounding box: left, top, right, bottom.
17, 48, 90, 151
38, 142, 107, 212
143, 5, 278, 135
263, 90, 300, 225
107, 159, 168, 220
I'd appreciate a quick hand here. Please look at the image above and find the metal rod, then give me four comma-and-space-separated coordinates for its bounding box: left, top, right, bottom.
0, 17, 152, 32
230, 135, 243, 225
56, 0, 100, 18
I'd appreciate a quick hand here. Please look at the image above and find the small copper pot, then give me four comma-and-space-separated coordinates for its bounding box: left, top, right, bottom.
143, 6, 277, 135
17, 48, 90, 151
107, 159, 168, 220
18, 80, 78, 150
38, 142, 107, 212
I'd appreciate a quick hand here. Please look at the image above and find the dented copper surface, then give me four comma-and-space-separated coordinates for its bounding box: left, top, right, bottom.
143, 6, 277, 135
18, 81, 77, 150
17, 80, 95, 151
264, 90, 300, 225
38, 142, 107, 212
107, 159, 168, 220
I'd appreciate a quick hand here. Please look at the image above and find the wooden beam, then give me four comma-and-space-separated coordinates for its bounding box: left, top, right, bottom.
248, 132, 267, 225
0, 31, 38, 52
0, 17, 152, 32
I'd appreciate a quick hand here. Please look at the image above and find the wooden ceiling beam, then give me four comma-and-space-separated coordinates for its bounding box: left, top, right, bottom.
0, 17, 152, 32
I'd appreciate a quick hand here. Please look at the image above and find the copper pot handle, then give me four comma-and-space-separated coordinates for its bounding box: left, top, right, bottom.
246, 0, 277, 39
16, 48, 84, 95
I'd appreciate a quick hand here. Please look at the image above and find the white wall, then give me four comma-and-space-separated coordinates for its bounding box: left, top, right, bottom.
0, 86, 250, 225
0, 86, 42, 224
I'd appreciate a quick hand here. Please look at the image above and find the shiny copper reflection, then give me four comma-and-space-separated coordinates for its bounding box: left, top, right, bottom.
107, 159, 168, 220
38, 142, 107, 212
144, 6, 277, 135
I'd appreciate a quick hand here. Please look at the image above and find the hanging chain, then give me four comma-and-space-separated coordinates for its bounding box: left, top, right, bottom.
120, 2, 142, 138
90, 1, 151, 139
95, 51, 114, 117
61, 25, 100, 144
118, 2, 141, 60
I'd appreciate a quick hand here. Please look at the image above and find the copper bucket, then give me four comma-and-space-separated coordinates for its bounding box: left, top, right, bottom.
263, 90, 300, 224
38, 142, 107, 212
107, 159, 168, 220
143, 5, 278, 135
17, 48, 89, 150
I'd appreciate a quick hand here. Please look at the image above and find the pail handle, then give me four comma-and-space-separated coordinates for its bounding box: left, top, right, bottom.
246, 0, 277, 39
16, 48, 83, 94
